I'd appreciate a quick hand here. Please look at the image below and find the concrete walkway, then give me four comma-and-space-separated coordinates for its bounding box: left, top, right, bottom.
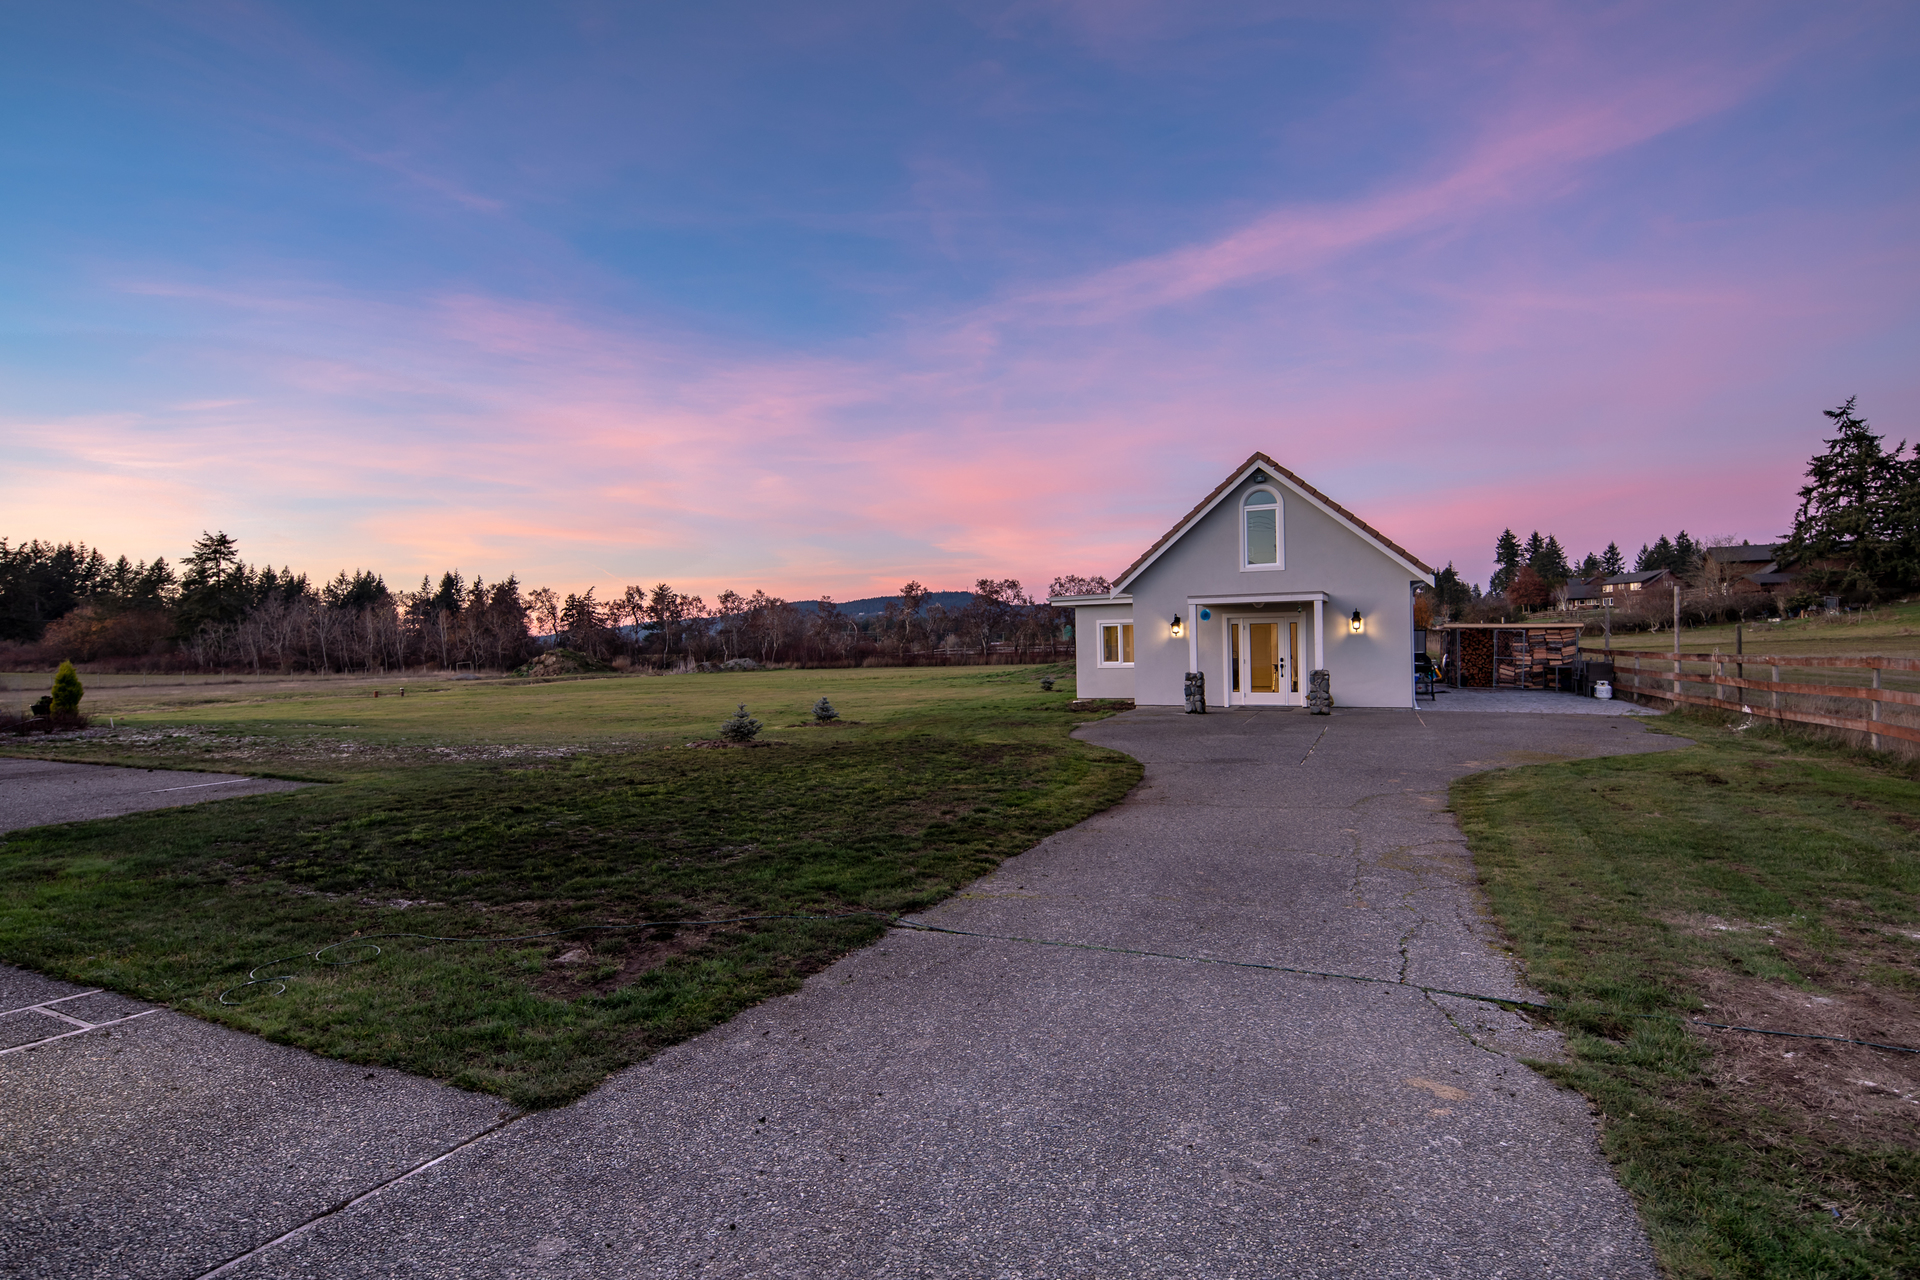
4, 709, 1682, 1278
1420, 688, 1655, 715
0, 758, 308, 833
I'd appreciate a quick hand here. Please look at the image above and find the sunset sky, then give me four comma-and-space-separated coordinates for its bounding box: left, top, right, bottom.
3, 2, 1916, 600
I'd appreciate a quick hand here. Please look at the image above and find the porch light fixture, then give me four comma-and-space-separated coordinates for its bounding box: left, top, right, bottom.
1349, 609, 1364, 633
1170, 615, 1185, 638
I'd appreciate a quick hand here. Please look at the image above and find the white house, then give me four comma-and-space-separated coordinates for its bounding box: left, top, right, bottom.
1050, 453, 1434, 709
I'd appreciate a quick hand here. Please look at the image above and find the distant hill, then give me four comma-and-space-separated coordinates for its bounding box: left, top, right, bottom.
537, 591, 977, 641
794, 591, 974, 619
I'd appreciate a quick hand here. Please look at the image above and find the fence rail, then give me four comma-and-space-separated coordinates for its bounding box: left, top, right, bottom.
1600, 648, 1920, 751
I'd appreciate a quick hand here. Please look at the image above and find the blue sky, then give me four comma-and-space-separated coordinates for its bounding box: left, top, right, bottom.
3, 1, 1916, 597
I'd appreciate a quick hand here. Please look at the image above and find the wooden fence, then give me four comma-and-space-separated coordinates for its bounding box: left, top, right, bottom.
1605, 649, 1920, 752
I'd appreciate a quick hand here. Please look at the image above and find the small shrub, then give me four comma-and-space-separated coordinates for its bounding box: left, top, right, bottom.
721, 657, 761, 672
50, 660, 83, 714
718, 704, 762, 743
811, 696, 839, 722
1039, 677, 1055, 692
30, 695, 52, 716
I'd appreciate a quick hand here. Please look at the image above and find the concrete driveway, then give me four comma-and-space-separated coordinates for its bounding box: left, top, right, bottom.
0, 758, 307, 833
3, 708, 1683, 1278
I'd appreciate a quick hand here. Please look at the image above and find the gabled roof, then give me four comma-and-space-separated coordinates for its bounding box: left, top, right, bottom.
1704, 542, 1782, 564
1604, 569, 1673, 584
1112, 452, 1433, 591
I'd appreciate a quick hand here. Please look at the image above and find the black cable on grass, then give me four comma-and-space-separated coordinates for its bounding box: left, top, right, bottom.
217, 912, 1920, 1057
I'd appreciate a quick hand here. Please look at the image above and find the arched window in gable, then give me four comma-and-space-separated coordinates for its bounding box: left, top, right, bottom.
1242, 488, 1284, 570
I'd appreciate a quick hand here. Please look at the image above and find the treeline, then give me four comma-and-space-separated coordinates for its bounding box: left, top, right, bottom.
1423, 398, 1918, 624
1, 530, 1088, 673
526, 578, 1073, 668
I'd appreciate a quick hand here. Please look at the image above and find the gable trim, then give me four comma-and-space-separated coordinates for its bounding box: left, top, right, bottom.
1112, 452, 1434, 590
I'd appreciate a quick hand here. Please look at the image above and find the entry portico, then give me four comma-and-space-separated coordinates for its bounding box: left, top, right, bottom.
1053, 453, 1433, 709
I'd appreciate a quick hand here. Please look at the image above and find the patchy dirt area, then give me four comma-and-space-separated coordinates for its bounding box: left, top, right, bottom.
1689, 930, 1920, 1150
529, 923, 737, 999
7, 724, 603, 767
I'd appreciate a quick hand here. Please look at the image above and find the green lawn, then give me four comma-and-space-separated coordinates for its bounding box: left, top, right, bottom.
1456, 712, 1920, 1278
1582, 598, 1920, 661
0, 665, 1140, 1107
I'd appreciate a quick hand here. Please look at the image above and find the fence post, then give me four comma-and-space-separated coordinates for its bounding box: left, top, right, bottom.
1770, 665, 1780, 717
1714, 648, 1723, 707
1871, 666, 1882, 751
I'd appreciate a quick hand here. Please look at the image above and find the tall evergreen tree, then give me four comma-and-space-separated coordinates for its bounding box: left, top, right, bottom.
1490, 529, 1523, 593
176, 531, 251, 636
1532, 535, 1571, 584
1432, 563, 1476, 619
1600, 542, 1625, 575
1780, 397, 1919, 593
432, 571, 465, 617
1672, 530, 1701, 575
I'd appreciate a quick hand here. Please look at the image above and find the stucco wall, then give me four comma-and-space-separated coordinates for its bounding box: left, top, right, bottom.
1122, 475, 1421, 709
1070, 602, 1137, 700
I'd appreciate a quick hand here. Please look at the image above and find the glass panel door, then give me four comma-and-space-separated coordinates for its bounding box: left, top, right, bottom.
1249, 623, 1279, 693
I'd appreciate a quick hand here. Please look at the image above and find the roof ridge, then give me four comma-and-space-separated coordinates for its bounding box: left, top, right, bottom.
1113, 451, 1433, 587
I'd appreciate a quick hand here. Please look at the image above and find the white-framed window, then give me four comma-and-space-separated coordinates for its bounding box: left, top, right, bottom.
1241, 487, 1284, 570
1098, 621, 1134, 666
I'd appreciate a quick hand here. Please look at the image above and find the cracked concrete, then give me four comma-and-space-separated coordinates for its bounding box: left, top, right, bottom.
45, 704, 1684, 1280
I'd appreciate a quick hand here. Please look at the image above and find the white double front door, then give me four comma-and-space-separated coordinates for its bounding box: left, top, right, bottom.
1225, 614, 1303, 706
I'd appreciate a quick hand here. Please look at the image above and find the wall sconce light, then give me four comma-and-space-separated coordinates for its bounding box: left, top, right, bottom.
1170, 615, 1185, 638
1349, 609, 1364, 633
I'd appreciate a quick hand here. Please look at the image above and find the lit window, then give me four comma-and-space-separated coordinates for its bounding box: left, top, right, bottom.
1243, 489, 1282, 569
1099, 622, 1134, 666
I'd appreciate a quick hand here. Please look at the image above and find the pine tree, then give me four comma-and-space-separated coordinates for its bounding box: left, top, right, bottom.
1781, 398, 1919, 593
812, 696, 839, 722
1491, 530, 1523, 593
1433, 563, 1475, 619
719, 704, 762, 742
1601, 542, 1625, 576
1673, 531, 1701, 575
1577, 552, 1602, 578
175, 530, 249, 636
1524, 531, 1546, 565
50, 659, 83, 714
1533, 535, 1571, 584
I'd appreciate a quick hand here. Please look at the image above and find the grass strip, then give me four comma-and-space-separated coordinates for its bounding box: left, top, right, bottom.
1455, 710, 1920, 1277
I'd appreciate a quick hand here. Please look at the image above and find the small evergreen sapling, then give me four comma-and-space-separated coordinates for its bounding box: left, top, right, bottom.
719, 704, 762, 743
50, 661, 84, 715
811, 696, 839, 722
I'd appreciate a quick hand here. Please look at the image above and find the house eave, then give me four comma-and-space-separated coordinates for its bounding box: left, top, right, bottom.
1111, 452, 1435, 592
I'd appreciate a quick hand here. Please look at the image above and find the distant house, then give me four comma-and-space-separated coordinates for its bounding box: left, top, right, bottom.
1703, 543, 1783, 572
1700, 543, 1805, 595
1600, 569, 1674, 597
1560, 580, 1604, 610
1049, 453, 1433, 709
